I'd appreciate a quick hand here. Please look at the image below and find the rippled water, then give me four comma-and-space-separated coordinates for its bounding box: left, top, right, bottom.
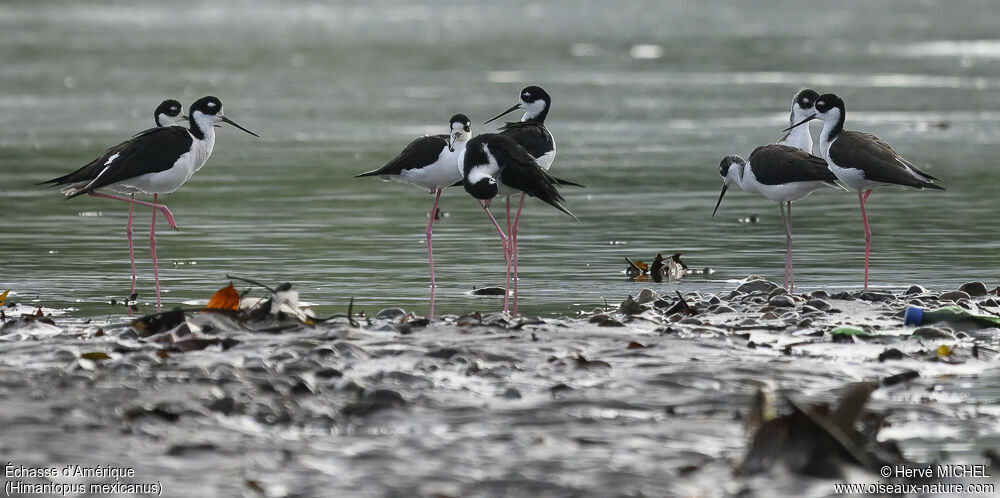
3, 0, 1000, 318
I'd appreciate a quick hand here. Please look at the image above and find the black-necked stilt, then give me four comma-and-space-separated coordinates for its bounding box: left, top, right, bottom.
355, 113, 472, 319
154, 99, 188, 128
460, 133, 575, 314
785, 93, 944, 288
41, 99, 189, 300
44, 96, 258, 309
483, 86, 582, 306
713, 145, 841, 290
777, 89, 820, 153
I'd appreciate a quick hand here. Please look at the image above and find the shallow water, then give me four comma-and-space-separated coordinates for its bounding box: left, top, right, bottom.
2, 2, 1000, 497
3, 0, 1000, 318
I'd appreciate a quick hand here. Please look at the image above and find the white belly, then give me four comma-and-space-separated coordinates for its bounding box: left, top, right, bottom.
120, 135, 214, 194
399, 146, 464, 190
536, 138, 556, 171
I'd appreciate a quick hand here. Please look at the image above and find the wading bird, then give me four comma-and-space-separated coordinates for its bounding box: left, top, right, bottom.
355, 114, 472, 319
460, 133, 575, 314
784, 93, 944, 288
43, 96, 258, 309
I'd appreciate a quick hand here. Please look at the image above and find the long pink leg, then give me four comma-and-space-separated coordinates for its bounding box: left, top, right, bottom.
479, 199, 509, 312
127, 194, 137, 297
858, 190, 873, 289
779, 202, 789, 290
151, 193, 162, 310
787, 201, 793, 292
504, 197, 512, 313
87, 191, 178, 230
426, 189, 443, 320
511, 194, 526, 315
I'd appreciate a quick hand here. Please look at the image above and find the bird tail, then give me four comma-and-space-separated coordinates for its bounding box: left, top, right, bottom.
552, 176, 586, 188
354, 169, 383, 178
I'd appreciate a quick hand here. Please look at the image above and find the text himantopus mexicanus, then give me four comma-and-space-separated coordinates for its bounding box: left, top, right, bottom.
785, 93, 945, 288
460, 133, 576, 314
41, 99, 189, 300
355, 114, 472, 319
44, 96, 258, 309
713, 145, 841, 290
777, 89, 820, 153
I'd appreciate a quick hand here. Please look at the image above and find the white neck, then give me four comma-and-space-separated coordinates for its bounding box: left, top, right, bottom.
191, 110, 218, 141
520, 100, 546, 121
779, 119, 813, 154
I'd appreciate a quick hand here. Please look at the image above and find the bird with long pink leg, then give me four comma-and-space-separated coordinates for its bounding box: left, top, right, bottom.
483, 86, 583, 305
43, 96, 258, 310
784, 93, 944, 288
355, 114, 472, 320
41, 99, 189, 301
460, 133, 576, 315
713, 89, 841, 291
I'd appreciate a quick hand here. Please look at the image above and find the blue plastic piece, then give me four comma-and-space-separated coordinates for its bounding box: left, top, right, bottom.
903, 305, 924, 326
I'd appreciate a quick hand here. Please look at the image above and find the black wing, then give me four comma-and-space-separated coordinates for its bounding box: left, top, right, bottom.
832, 131, 943, 189
40, 126, 167, 187
749, 144, 839, 186
66, 126, 194, 199
498, 121, 553, 159
356, 134, 448, 178
488, 136, 576, 219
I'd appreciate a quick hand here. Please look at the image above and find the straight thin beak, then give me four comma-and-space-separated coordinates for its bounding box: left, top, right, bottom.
221, 116, 260, 138
783, 114, 817, 132
484, 103, 521, 125
712, 184, 729, 217
448, 133, 455, 152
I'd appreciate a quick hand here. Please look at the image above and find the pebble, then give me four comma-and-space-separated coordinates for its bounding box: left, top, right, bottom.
829, 292, 854, 301
636, 288, 659, 305
804, 299, 832, 311
904, 285, 928, 296
768, 295, 795, 308
768, 288, 788, 299
809, 290, 830, 299
911, 327, 956, 340
735, 279, 780, 294
375, 308, 407, 321
859, 291, 895, 303
958, 282, 988, 297
939, 291, 970, 302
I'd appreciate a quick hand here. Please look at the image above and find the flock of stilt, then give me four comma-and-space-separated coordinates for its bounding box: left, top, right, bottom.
39, 87, 943, 318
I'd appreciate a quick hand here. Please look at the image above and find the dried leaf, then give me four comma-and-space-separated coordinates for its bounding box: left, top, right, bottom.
0, 289, 9, 306
206, 282, 239, 311
627, 341, 647, 349
635, 261, 648, 271
81, 352, 111, 361
937, 345, 952, 357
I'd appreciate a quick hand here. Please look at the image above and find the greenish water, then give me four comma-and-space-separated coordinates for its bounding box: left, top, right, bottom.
3, 0, 1000, 318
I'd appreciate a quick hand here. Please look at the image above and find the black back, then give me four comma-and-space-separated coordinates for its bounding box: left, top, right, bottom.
466, 134, 574, 219
497, 121, 553, 159
356, 135, 448, 178
65, 126, 195, 198
830, 131, 943, 189
748, 144, 838, 185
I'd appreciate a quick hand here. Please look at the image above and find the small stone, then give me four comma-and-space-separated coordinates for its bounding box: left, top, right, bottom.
768, 295, 795, 307
636, 288, 659, 305
618, 295, 645, 315
734, 279, 780, 294
589, 314, 625, 327
911, 327, 956, 340
500, 387, 522, 399
804, 299, 832, 311
859, 291, 895, 303
760, 312, 780, 320
959, 282, 988, 297
768, 288, 788, 299
878, 348, 906, 362
375, 308, 407, 320
829, 291, 854, 301
707, 296, 722, 305
904, 285, 927, 296
799, 305, 820, 314
939, 291, 971, 302
712, 305, 737, 314
809, 290, 830, 299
